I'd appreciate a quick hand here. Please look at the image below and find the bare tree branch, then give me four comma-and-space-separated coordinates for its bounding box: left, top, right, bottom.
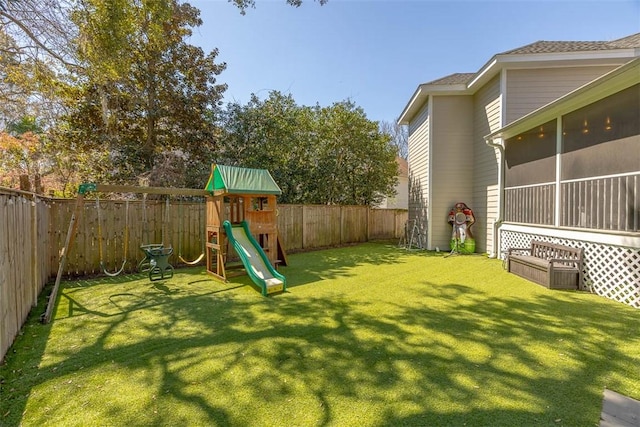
379, 120, 408, 159
0, 0, 80, 71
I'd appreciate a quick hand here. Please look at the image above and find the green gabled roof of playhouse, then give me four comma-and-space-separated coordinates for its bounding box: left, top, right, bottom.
205, 164, 282, 195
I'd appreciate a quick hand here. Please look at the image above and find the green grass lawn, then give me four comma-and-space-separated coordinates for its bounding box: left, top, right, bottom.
2, 242, 639, 426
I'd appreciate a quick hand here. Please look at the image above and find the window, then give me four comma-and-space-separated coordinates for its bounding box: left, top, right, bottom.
249, 197, 272, 212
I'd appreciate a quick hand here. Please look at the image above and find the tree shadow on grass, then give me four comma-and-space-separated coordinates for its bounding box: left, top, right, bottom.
2, 245, 639, 426
282, 242, 418, 289
59, 272, 243, 319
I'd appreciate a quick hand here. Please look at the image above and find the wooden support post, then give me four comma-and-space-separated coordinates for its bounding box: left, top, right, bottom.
276, 236, 288, 267
42, 194, 84, 324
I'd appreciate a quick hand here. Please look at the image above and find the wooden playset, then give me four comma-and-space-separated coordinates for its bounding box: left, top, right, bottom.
204, 165, 287, 288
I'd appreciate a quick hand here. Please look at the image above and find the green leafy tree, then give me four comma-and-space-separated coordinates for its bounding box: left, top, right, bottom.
312, 101, 397, 205
229, 0, 328, 15
218, 91, 317, 203
219, 92, 397, 206
1, 0, 326, 191
59, 0, 227, 187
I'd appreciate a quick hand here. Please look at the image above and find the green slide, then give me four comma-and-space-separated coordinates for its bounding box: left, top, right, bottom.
222, 220, 286, 296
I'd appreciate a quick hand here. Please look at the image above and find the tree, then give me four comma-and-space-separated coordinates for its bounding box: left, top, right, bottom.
0, 117, 49, 192
1, 1, 226, 189
312, 101, 397, 205
58, 0, 227, 187
0, 29, 27, 128
0, 25, 68, 130
229, 0, 328, 15
0, 0, 86, 195
379, 119, 408, 160
0, 0, 80, 125
0, 0, 327, 192
218, 91, 317, 203
219, 92, 397, 206
0, 0, 79, 70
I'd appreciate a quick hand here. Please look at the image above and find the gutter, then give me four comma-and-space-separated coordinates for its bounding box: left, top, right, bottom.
485, 135, 505, 259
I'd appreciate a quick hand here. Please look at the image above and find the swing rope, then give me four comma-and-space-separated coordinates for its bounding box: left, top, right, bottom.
96, 197, 129, 277
177, 197, 205, 265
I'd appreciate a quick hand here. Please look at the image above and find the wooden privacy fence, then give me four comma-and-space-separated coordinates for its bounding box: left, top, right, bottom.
1, 189, 407, 360
277, 205, 407, 251
50, 198, 207, 277
1, 189, 52, 363
51, 201, 407, 275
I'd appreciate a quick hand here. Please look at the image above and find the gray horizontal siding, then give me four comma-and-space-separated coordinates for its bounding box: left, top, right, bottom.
505, 66, 617, 124
431, 95, 474, 248
408, 101, 430, 239
472, 75, 501, 253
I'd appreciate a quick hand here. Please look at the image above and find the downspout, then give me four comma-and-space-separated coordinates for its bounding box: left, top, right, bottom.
426, 95, 433, 250
485, 136, 504, 259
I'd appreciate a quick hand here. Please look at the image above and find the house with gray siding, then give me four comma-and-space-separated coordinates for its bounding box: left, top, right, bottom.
487, 58, 639, 307
399, 33, 639, 306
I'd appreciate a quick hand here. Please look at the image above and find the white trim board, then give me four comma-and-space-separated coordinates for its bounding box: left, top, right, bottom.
500, 223, 640, 249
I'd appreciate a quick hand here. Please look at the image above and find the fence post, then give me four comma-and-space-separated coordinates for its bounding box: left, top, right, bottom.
366, 207, 370, 242
31, 195, 38, 306
340, 206, 344, 245
302, 205, 306, 250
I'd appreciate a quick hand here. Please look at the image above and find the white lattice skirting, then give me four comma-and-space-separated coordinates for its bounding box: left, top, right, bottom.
500, 230, 640, 308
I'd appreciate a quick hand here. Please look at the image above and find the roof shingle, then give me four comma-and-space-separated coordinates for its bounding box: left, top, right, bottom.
608, 33, 640, 48
499, 32, 640, 55
422, 72, 476, 86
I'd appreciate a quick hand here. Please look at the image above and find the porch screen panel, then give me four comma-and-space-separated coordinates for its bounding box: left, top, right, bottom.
562, 84, 640, 180
505, 119, 557, 187
561, 85, 640, 231
504, 120, 556, 225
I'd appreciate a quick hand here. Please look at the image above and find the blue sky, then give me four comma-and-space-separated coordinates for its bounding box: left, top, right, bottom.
188, 0, 640, 124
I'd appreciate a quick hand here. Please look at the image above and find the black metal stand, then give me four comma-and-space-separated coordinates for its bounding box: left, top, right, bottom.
446, 237, 461, 257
